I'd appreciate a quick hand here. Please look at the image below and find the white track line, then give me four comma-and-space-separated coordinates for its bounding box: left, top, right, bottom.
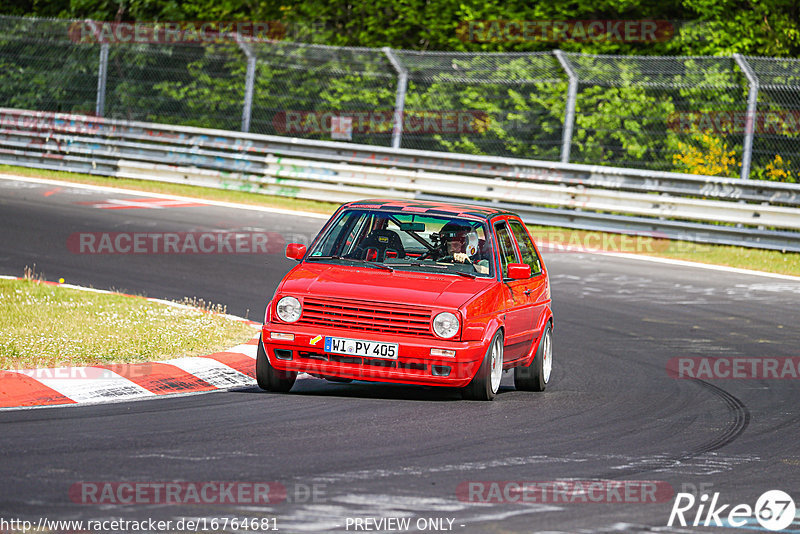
0, 173, 330, 219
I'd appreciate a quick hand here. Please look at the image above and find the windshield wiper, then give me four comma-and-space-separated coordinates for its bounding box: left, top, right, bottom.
391, 261, 427, 267
346, 258, 394, 272
309, 255, 393, 272
447, 270, 476, 279
392, 261, 477, 278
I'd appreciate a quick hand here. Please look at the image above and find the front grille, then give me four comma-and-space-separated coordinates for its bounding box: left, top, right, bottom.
299, 297, 433, 337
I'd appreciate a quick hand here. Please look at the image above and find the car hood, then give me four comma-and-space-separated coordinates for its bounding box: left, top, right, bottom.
278, 262, 493, 310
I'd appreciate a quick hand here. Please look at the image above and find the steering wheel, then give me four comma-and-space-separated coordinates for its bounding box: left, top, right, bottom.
438, 253, 479, 270
417, 250, 436, 261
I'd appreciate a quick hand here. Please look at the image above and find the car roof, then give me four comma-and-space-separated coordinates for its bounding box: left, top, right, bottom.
341, 199, 518, 221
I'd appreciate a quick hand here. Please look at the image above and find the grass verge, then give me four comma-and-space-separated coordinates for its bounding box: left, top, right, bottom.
0, 278, 257, 369
1, 164, 798, 277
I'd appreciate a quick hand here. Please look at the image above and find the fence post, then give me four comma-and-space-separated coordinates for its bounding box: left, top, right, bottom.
733, 54, 759, 180
554, 50, 578, 164
95, 42, 109, 117
383, 47, 408, 149
237, 36, 256, 133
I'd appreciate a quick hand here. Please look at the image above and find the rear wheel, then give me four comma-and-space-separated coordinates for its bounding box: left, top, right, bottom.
514, 324, 552, 392
462, 330, 504, 401
256, 334, 297, 392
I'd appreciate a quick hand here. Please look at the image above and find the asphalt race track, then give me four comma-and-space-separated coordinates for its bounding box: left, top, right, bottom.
1, 175, 799, 533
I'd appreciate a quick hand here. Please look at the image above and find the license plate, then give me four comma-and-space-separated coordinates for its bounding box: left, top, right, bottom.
324, 336, 398, 360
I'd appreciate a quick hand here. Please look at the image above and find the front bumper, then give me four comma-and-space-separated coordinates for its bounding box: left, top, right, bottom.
262, 323, 488, 387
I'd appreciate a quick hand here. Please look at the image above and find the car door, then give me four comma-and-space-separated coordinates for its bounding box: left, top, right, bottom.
494, 219, 534, 362
507, 219, 549, 357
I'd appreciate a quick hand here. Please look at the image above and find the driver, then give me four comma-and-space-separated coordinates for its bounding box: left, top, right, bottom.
438, 222, 489, 274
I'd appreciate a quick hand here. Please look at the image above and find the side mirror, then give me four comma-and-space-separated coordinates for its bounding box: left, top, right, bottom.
285, 243, 307, 261
507, 263, 531, 279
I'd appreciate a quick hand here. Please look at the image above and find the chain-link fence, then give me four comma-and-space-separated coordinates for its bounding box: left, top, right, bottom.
2, 15, 799, 181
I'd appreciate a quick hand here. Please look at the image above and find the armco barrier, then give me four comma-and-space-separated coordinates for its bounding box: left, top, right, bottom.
1, 107, 800, 252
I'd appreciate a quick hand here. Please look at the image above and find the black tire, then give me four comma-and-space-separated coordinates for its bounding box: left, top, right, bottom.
514, 324, 552, 392
462, 330, 504, 401
256, 334, 297, 392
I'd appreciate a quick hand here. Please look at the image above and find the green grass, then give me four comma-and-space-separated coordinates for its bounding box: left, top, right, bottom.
0, 278, 257, 369
1, 164, 798, 277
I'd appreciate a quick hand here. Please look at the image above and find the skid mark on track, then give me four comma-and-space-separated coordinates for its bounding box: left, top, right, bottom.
309, 455, 581, 484
688, 380, 750, 455
609, 451, 759, 476
132, 452, 261, 462
75, 198, 208, 209
659, 338, 742, 356
306, 452, 758, 488
730, 283, 800, 295
604, 380, 751, 479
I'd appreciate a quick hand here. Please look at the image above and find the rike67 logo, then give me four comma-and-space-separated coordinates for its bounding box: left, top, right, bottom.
668, 489, 796, 531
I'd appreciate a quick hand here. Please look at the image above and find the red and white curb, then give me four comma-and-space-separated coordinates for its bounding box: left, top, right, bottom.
0, 276, 269, 410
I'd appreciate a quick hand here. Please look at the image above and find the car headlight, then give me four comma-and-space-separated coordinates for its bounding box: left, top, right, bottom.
432, 312, 459, 339
276, 296, 302, 323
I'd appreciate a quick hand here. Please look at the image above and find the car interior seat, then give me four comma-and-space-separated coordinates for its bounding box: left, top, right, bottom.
355, 229, 406, 262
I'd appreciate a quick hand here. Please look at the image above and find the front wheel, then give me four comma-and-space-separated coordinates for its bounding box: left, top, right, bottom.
462, 330, 504, 401
514, 324, 552, 392
256, 334, 297, 392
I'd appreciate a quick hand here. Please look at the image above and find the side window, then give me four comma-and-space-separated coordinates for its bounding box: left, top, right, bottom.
327, 212, 370, 257
509, 220, 542, 275
494, 222, 519, 279
315, 211, 357, 257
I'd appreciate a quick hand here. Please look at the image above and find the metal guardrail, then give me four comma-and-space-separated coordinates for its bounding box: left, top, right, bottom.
2, 108, 800, 252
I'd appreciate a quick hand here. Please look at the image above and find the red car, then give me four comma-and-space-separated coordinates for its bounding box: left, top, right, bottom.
257, 199, 553, 400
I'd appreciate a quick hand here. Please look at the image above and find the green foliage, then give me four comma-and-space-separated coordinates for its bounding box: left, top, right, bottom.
1, 2, 799, 181
4, 0, 799, 56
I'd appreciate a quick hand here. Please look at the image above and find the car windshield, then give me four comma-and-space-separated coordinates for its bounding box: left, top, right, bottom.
306, 209, 494, 278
